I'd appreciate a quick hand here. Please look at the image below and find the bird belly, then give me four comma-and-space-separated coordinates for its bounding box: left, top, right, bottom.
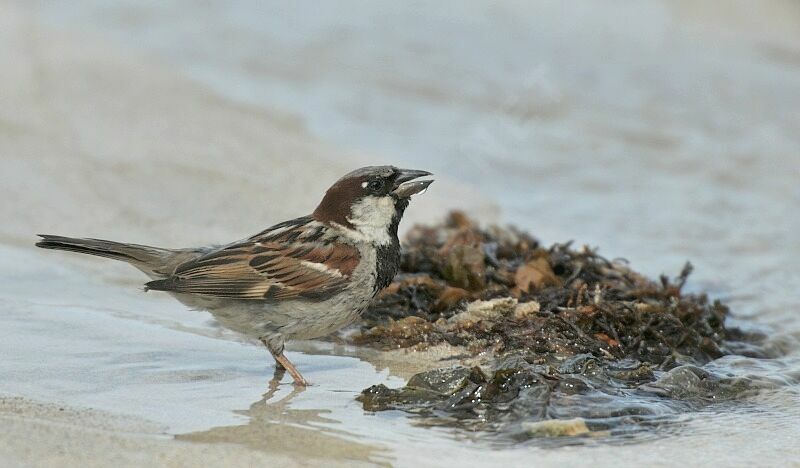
188, 290, 373, 341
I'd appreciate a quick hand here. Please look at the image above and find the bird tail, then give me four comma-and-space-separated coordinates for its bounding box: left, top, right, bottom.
35, 234, 177, 275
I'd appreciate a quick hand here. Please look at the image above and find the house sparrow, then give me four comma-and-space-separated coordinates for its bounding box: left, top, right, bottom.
36, 166, 433, 385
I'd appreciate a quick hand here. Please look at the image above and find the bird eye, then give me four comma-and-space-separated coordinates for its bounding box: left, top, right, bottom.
366, 179, 384, 192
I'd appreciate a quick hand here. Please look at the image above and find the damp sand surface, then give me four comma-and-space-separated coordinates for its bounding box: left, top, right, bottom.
2, 1, 800, 466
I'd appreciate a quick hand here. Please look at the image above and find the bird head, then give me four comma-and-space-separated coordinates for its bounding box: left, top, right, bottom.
312, 165, 433, 243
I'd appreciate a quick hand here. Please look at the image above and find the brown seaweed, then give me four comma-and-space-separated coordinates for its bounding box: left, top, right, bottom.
353, 212, 729, 365
349, 212, 766, 440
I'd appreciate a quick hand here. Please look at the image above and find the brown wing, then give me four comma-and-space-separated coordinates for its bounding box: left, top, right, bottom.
145, 236, 360, 302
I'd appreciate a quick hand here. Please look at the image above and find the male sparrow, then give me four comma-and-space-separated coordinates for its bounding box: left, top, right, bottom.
37, 166, 433, 385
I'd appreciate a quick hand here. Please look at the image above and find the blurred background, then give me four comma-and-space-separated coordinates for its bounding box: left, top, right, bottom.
1, 1, 799, 466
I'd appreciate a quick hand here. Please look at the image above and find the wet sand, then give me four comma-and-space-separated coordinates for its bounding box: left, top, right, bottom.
0, 397, 333, 468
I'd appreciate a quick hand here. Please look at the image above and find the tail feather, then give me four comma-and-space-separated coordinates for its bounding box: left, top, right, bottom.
35, 234, 177, 269
37, 235, 139, 261
36, 234, 207, 280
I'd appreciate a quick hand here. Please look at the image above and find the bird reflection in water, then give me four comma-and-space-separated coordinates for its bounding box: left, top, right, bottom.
177, 372, 386, 465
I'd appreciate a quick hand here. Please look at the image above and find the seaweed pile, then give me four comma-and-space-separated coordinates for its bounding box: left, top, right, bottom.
350, 212, 766, 440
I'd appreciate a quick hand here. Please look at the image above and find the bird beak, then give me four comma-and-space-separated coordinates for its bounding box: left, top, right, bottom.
392, 169, 434, 198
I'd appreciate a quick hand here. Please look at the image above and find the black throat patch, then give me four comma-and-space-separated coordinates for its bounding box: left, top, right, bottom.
373, 199, 406, 294
374, 241, 401, 295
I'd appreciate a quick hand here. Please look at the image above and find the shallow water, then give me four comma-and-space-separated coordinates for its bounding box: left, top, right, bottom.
4, 0, 800, 466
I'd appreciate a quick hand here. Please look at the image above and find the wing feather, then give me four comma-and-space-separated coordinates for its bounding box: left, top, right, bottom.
145, 221, 361, 301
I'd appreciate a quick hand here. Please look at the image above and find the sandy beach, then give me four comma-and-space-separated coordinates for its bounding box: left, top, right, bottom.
0, 3, 493, 247
0, 397, 315, 468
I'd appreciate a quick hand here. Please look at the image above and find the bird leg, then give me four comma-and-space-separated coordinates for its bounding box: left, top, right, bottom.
273, 357, 286, 371
273, 353, 308, 386
260, 337, 308, 386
